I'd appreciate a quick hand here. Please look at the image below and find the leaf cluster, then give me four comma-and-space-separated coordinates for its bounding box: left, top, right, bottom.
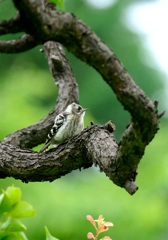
0, 186, 63, 240
0, 186, 35, 240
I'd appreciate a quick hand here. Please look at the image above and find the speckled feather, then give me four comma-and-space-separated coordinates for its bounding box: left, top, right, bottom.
39, 103, 87, 153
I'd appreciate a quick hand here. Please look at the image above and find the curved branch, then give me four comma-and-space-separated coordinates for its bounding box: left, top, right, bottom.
10, 0, 163, 185
11, 1, 158, 124
0, 124, 118, 185
0, 0, 164, 194
3, 122, 139, 193
0, 34, 39, 53
0, 12, 24, 35
2, 41, 79, 148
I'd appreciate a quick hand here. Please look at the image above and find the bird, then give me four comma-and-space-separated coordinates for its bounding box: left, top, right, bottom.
39, 102, 88, 153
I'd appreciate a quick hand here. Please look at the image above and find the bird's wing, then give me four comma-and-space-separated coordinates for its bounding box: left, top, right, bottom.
39, 112, 68, 153
54, 112, 66, 127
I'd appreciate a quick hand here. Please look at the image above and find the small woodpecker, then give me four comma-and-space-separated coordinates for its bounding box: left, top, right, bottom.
39, 102, 88, 153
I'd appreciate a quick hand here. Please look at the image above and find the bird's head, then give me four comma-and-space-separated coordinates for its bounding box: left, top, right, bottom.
66, 103, 88, 116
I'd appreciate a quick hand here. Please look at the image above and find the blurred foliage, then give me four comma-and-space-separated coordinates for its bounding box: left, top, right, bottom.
0, 186, 35, 240
0, 0, 168, 239
45, 226, 59, 240
0, 62, 58, 139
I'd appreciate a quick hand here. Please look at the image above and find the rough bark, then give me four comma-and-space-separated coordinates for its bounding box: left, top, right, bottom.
0, 13, 24, 34
0, 123, 117, 182
0, 0, 164, 195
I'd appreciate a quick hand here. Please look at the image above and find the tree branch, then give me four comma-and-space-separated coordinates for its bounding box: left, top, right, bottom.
11, 0, 162, 181
11, 1, 159, 122
0, 124, 117, 184
0, 34, 39, 53
0, 0, 165, 195
0, 12, 24, 35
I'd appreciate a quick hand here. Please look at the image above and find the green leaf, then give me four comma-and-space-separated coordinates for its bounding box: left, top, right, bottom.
0, 216, 26, 232
0, 230, 9, 239
45, 226, 59, 240
0, 231, 28, 240
48, 0, 64, 10
8, 201, 36, 218
5, 186, 21, 205
0, 192, 12, 217
17, 231, 28, 240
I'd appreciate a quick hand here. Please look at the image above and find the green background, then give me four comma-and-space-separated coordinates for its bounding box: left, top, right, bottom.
0, 0, 168, 239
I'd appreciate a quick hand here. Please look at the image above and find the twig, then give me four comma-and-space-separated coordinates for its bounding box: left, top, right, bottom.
0, 13, 24, 35
0, 34, 38, 53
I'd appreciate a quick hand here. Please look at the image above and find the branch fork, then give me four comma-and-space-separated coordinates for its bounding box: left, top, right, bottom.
0, 0, 165, 195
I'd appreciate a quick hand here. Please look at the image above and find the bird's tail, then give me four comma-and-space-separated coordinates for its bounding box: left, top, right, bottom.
39, 142, 50, 153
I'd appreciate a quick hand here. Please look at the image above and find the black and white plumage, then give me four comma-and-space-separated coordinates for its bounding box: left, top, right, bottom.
39, 103, 88, 153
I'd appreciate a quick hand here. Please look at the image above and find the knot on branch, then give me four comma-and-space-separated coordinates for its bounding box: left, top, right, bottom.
124, 180, 139, 195
103, 120, 116, 133
51, 55, 64, 72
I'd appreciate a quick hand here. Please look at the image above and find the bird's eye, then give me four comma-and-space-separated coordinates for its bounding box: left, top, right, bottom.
78, 106, 82, 111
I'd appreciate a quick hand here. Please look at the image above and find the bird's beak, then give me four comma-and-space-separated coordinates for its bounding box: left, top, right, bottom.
82, 108, 89, 112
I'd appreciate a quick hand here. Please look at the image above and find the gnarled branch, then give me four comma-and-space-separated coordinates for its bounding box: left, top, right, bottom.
0, 0, 165, 195
0, 124, 117, 182
0, 12, 24, 35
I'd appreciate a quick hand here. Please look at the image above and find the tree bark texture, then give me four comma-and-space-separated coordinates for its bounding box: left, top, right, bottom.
0, 0, 164, 195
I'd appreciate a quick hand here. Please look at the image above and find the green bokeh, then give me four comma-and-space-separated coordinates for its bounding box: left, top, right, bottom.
0, 0, 168, 239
